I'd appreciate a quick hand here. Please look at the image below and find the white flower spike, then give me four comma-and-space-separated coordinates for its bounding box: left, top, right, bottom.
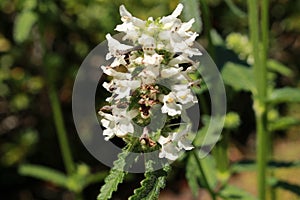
99, 3, 201, 161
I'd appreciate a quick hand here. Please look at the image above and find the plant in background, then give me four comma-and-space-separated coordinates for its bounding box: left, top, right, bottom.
97, 4, 203, 199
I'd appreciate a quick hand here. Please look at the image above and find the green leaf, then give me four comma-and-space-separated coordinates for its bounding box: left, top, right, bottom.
270, 179, 300, 196
186, 154, 201, 197
224, 0, 247, 18
267, 59, 293, 77
97, 143, 138, 200
180, 0, 202, 33
231, 160, 300, 173
85, 171, 108, 186
219, 185, 257, 200
13, 11, 38, 43
19, 164, 68, 188
268, 87, 300, 104
221, 62, 255, 92
269, 116, 300, 131
128, 160, 170, 200
196, 154, 218, 189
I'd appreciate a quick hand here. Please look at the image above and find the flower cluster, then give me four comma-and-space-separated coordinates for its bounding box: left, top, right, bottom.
99, 4, 201, 160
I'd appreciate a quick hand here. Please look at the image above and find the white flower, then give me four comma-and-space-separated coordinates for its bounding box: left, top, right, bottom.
158, 125, 194, 160
161, 92, 182, 116
138, 34, 156, 54
161, 67, 183, 78
160, 3, 183, 29
143, 53, 163, 66
158, 135, 180, 160
172, 84, 197, 105
138, 65, 160, 85
172, 125, 194, 150
106, 34, 133, 60
99, 107, 137, 140
114, 79, 141, 100
101, 66, 131, 80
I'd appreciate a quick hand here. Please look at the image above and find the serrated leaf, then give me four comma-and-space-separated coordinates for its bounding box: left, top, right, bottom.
268, 87, 300, 104
13, 11, 37, 43
267, 59, 293, 77
128, 161, 170, 200
221, 62, 255, 92
97, 143, 138, 200
271, 179, 300, 196
19, 164, 68, 188
231, 160, 300, 173
269, 116, 300, 131
219, 185, 257, 200
180, 0, 202, 33
186, 154, 201, 197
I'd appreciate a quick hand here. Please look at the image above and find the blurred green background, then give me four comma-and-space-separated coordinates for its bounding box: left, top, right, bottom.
0, 0, 300, 199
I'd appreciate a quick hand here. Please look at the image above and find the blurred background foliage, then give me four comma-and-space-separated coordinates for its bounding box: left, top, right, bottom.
0, 0, 300, 199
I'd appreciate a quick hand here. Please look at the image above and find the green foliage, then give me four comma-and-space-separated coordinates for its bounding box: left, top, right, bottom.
270, 178, 300, 196
224, 112, 241, 129
98, 143, 138, 200
219, 185, 257, 200
1, 129, 38, 166
269, 116, 300, 131
185, 152, 218, 198
267, 59, 293, 77
13, 11, 37, 43
231, 160, 300, 173
129, 161, 170, 200
221, 62, 255, 92
268, 87, 300, 104
226, 33, 252, 60
19, 163, 107, 193
19, 164, 68, 188
186, 154, 201, 197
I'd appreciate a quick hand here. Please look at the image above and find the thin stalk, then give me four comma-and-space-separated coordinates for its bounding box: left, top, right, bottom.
247, 0, 269, 199
199, 0, 215, 60
192, 151, 216, 200
212, 131, 230, 184
48, 83, 75, 175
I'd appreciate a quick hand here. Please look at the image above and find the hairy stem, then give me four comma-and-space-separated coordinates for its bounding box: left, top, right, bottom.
247, 0, 269, 199
193, 151, 216, 200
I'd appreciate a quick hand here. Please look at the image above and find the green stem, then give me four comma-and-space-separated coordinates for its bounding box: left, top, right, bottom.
48, 83, 75, 175
192, 151, 216, 200
247, 0, 269, 199
212, 131, 230, 184
199, 0, 215, 60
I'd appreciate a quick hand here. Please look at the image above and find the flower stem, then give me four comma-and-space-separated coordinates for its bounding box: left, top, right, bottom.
247, 0, 269, 199
212, 131, 230, 184
199, 0, 215, 60
48, 83, 75, 175
192, 150, 216, 200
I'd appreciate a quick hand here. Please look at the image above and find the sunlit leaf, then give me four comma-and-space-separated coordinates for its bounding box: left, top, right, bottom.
219, 185, 257, 200
268, 87, 300, 104
270, 179, 300, 196
221, 62, 255, 92
269, 116, 300, 131
186, 154, 201, 197
232, 160, 300, 173
13, 11, 37, 43
267, 59, 293, 77
19, 164, 68, 188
